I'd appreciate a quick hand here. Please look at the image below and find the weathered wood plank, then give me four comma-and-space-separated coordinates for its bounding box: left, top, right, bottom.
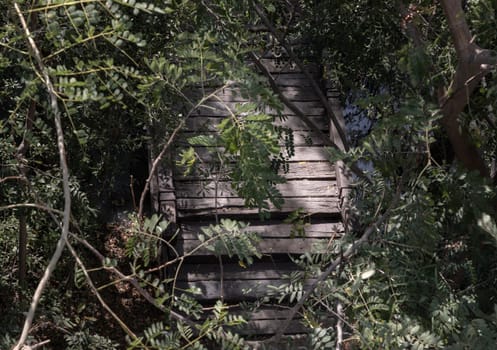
175, 280, 271, 300
191, 87, 320, 102
177, 237, 333, 255
174, 161, 336, 181
176, 279, 316, 301
272, 73, 315, 87
190, 101, 325, 117
172, 180, 338, 199
237, 307, 300, 320
184, 115, 328, 131
197, 313, 309, 337
177, 263, 300, 281
175, 146, 333, 163
234, 319, 306, 335
287, 147, 334, 162
159, 191, 176, 200
178, 130, 329, 147
179, 222, 344, 239
282, 161, 336, 180
175, 197, 340, 217
201, 308, 308, 335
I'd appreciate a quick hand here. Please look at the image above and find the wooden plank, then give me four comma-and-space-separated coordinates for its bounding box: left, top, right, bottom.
184, 115, 328, 131
190, 101, 324, 117
176, 279, 316, 301
287, 130, 329, 146
177, 237, 334, 255
235, 318, 306, 335
199, 311, 308, 336
178, 130, 329, 147
175, 280, 274, 300
179, 222, 345, 239
237, 307, 297, 320
283, 161, 336, 180
176, 197, 340, 217
159, 191, 176, 200
287, 146, 334, 162
174, 161, 336, 181
172, 180, 338, 199
191, 87, 320, 102
176, 146, 333, 163
272, 73, 314, 87
199, 307, 308, 335
177, 263, 300, 281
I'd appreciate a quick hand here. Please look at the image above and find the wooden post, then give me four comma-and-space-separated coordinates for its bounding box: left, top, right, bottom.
160, 154, 177, 279
148, 147, 160, 214
157, 155, 177, 224
148, 120, 177, 223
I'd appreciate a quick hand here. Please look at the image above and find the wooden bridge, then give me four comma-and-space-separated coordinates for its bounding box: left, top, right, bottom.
150, 57, 351, 344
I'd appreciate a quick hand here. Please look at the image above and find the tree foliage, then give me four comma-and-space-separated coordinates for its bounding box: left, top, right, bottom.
2, 0, 497, 349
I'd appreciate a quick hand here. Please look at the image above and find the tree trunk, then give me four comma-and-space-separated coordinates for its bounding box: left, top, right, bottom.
439, 0, 497, 177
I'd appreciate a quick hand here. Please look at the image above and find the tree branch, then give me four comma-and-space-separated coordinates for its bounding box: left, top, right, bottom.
69, 233, 199, 329
13, 3, 72, 349
0, 176, 26, 184
441, 0, 472, 59
399, 1, 495, 177
439, 0, 496, 177
65, 240, 141, 344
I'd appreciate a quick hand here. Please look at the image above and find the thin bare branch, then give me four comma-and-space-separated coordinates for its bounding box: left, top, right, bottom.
0, 175, 26, 184
0, 203, 63, 216
13, 3, 72, 349
69, 233, 199, 328
21, 339, 50, 350
65, 240, 142, 344
336, 302, 344, 350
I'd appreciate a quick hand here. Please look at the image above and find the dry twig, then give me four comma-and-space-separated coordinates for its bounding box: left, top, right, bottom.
13, 3, 72, 349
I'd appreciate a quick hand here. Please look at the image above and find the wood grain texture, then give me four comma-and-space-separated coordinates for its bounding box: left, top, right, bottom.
177, 237, 334, 255
175, 146, 333, 163
184, 115, 328, 131
175, 197, 340, 217
179, 222, 344, 239
176, 262, 300, 281
277, 161, 336, 180
173, 180, 338, 198
173, 161, 336, 181
190, 101, 325, 117
176, 278, 316, 301
178, 130, 329, 147
232, 318, 306, 335
191, 86, 319, 102
272, 73, 315, 87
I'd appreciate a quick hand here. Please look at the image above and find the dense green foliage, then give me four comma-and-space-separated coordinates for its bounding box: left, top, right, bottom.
2, 0, 497, 349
